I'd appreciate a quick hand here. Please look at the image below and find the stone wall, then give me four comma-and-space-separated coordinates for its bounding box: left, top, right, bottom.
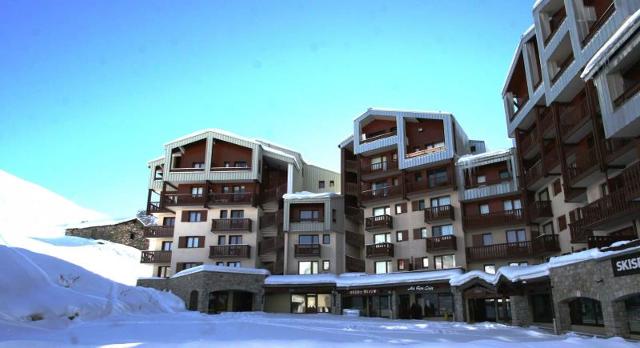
65, 220, 148, 250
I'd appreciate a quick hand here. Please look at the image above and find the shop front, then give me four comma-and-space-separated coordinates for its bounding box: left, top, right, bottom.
341, 288, 393, 318
264, 284, 336, 314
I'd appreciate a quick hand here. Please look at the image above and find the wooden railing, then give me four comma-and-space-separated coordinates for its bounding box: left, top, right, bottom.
209, 245, 251, 258
345, 255, 365, 272
463, 209, 524, 229
345, 182, 360, 196
141, 250, 172, 263
361, 185, 402, 201
570, 221, 593, 243
259, 235, 284, 255
559, 95, 589, 138
259, 211, 283, 230
365, 214, 393, 231
426, 235, 457, 252
143, 226, 174, 238
165, 193, 207, 206
345, 206, 364, 224
406, 176, 453, 193
210, 192, 254, 205
361, 130, 397, 144
622, 161, 640, 200
540, 108, 554, 135
211, 218, 252, 232
170, 167, 205, 172
575, 189, 640, 229
582, 3, 615, 46
361, 160, 398, 175
588, 233, 637, 250
345, 159, 358, 173
567, 147, 599, 184
466, 234, 559, 262
524, 160, 544, 186
294, 244, 321, 257
465, 177, 512, 189
345, 230, 364, 247
520, 129, 538, 154
260, 184, 287, 203
365, 243, 394, 258
529, 200, 553, 221
210, 166, 251, 171
543, 147, 559, 171
405, 144, 446, 158
424, 205, 454, 222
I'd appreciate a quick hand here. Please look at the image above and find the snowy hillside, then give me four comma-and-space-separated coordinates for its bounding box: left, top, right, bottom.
0, 170, 108, 237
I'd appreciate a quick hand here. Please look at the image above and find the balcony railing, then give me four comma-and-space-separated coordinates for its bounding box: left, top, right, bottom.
543, 147, 559, 171
582, 3, 615, 46
406, 177, 454, 193
365, 214, 393, 231
570, 221, 593, 243
345, 230, 365, 247
259, 211, 283, 230
345, 255, 365, 272
165, 193, 207, 206
345, 159, 358, 173
209, 245, 251, 259
524, 160, 544, 186
365, 243, 394, 258
361, 159, 398, 175
426, 235, 457, 252
529, 201, 553, 222
361, 130, 397, 144
360, 185, 402, 202
466, 234, 559, 262
260, 184, 287, 203
143, 226, 175, 238
345, 206, 364, 224
622, 161, 640, 200
540, 108, 554, 135
520, 129, 538, 155
465, 177, 512, 189
210, 192, 254, 205
211, 218, 252, 232
575, 190, 640, 230
259, 235, 284, 255
294, 244, 321, 257
463, 209, 524, 229
345, 182, 360, 196
140, 250, 172, 263
588, 233, 637, 250
424, 205, 454, 223
567, 147, 599, 184
559, 95, 589, 138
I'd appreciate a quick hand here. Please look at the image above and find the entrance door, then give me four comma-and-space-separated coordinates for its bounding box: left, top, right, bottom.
208, 291, 229, 314
398, 294, 410, 319
232, 291, 253, 312
306, 294, 317, 313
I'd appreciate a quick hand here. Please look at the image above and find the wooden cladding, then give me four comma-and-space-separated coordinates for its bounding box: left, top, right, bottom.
365, 243, 394, 258
258, 235, 285, 255
365, 215, 393, 231
466, 234, 560, 262
426, 235, 457, 252
209, 245, 251, 259
294, 244, 321, 257
140, 250, 172, 263
424, 205, 454, 223
211, 218, 252, 232
345, 230, 364, 248
143, 226, 174, 238
463, 209, 524, 229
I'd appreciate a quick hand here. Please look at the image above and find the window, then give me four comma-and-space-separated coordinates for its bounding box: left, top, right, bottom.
329, 180, 335, 187
189, 211, 202, 222
299, 235, 320, 244
482, 233, 493, 246
217, 236, 226, 245
396, 230, 408, 242
374, 233, 391, 244
373, 206, 390, 216
538, 189, 550, 201
163, 217, 175, 226
432, 225, 453, 237
477, 175, 487, 184
181, 262, 201, 271
193, 162, 205, 169
499, 170, 510, 180
375, 260, 392, 274
418, 200, 426, 210
479, 204, 490, 215
227, 261, 240, 267
300, 210, 320, 221
428, 168, 449, 187
191, 186, 203, 197
322, 234, 330, 245
506, 229, 526, 243
395, 203, 407, 214
570, 298, 604, 326
558, 215, 567, 231
421, 257, 429, 269
220, 210, 228, 218
553, 179, 562, 196
229, 235, 242, 245
161, 241, 173, 251
397, 259, 408, 271
230, 210, 244, 219
412, 227, 428, 239
186, 237, 201, 248
434, 255, 455, 269
319, 180, 325, 189
298, 261, 319, 275
322, 260, 330, 271
157, 266, 170, 278
542, 222, 554, 235
484, 264, 496, 274
431, 196, 451, 207
503, 199, 521, 211
234, 161, 248, 168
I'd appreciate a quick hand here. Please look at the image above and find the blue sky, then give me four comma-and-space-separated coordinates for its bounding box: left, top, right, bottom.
0, 1, 535, 218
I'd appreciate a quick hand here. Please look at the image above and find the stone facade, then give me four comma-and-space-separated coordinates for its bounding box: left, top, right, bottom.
66, 218, 149, 250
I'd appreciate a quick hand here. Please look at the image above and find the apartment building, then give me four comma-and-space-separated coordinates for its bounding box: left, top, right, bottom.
141, 129, 340, 278
338, 108, 486, 275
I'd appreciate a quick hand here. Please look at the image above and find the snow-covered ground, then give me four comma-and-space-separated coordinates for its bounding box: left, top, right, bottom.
0, 312, 637, 348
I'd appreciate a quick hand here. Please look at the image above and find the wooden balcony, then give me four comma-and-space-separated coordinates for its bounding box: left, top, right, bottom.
365, 214, 393, 231
211, 218, 252, 232
582, 3, 615, 46
406, 176, 454, 193
466, 234, 559, 262
143, 226, 174, 238
345, 255, 365, 272
622, 161, 640, 201
259, 211, 283, 231
524, 160, 544, 188
543, 147, 559, 172
260, 184, 287, 203
529, 201, 553, 222
520, 129, 539, 157
258, 235, 284, 255
425, 235, 457, 252
574, 190, 640, 230
544, 6, 566, 46
463, 209, 524, 230
570, 221, 593, 243
345, 159, 358, 173
345, 206, 364, 225
588, 233, 637, 250
209, 192, 254, 205
345, 182, 360, 196
345, 230, 365, 248
165, 193, 207, 206
294, 244, 321, 258
361, 130, 397, 144
559, 96, 590, 140
361, 159, 398, 176
209, 245, 251, 259
424, 205, 454, 223
140, 250, 172, 263
567, 147, 599, 186
360, 185, 402, 202
365, 243, 394, 258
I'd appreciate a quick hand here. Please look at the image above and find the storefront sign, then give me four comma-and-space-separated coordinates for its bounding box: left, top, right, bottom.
407, 285, 434, 292
348, 289, 378, 295
611, 251, 640, 277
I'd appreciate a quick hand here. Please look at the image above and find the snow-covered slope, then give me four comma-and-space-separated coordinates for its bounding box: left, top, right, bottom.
0, 170, 108, 237
0, 244, 184, 324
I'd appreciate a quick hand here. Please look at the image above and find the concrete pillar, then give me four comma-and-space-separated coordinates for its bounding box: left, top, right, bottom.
510, 295, 532, 327
452, 287, 465, 322
604, 300, 629, 337
333, 291, 342, 315
198, 290, 209, 314
391, 291, 398, 319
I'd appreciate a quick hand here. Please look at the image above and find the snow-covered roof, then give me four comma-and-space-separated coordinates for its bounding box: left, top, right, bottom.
338, 134, 353, 149
172, 265, 270, 279
265, 268, 464, 288
355, 107, 453, 122
283, 191, 340, 201
450, 240, 640, 287
456, 148, 513, 168
582, 9, 640, 80
65, 217, 141, 230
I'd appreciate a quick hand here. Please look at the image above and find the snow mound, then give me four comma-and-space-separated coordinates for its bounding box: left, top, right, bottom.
0, 170, 108, 237
283, 191, 340, 200
0, 244, 184, 325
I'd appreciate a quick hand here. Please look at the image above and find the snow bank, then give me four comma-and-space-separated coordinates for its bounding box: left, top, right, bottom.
457, 148, 512, 166
0, 244, 184, 325
283, 191, 340, 200
173, 264, 270, 278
